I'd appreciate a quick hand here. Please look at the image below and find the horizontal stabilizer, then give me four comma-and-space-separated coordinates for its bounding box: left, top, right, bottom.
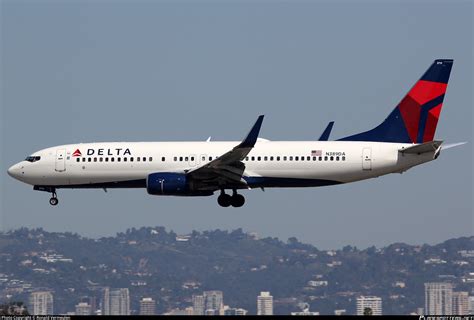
441, 141, 467, 150
399, 140, 443, 154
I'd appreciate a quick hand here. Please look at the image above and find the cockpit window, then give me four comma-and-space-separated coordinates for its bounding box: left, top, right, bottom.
25, 156, 41, 162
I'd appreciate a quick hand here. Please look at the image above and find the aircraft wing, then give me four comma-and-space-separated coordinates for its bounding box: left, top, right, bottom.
187, 115, 264, 190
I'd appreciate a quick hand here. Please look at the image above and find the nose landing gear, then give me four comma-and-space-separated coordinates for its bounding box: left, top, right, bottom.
33, 186, 59, 206
49, 190, 59, 206
217, 190, 245, 208
49, 197, 59, 206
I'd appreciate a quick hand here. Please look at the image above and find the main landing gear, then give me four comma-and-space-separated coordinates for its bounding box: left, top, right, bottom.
217, 190, 245, 208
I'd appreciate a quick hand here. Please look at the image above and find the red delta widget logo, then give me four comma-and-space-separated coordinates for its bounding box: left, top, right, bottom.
72, 148, 132, 157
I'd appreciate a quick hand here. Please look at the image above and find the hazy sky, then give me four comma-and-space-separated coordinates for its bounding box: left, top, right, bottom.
1, 0, 472, 249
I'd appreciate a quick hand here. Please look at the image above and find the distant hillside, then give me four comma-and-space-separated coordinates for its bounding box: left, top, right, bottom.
0, 227, 472, 315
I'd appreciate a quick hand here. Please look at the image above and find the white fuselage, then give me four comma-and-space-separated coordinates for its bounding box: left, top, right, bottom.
7, 140, 434, 190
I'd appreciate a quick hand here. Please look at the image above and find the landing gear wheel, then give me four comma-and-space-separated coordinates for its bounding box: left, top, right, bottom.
217, 193, 232, 207
49, 197, 59, 206
231, 194, 245, 207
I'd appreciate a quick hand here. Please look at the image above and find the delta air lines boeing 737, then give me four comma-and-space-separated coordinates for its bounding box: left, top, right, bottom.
7, 59, 465, 207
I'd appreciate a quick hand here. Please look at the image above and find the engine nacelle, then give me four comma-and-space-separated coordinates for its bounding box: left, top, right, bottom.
147, 172, 188, 195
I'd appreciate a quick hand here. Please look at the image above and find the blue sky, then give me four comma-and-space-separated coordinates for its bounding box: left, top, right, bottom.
1, 0, 472, 249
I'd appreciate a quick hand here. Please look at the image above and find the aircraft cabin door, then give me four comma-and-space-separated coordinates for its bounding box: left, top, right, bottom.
55, 149, 66, 172
362, 147, 372, 171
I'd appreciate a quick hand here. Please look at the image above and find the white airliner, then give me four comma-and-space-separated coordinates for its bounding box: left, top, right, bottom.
7, 59, 465, 207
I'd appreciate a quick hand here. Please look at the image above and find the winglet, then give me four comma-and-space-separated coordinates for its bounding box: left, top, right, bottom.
319, 121, 334, 141
239, 115, 265, 148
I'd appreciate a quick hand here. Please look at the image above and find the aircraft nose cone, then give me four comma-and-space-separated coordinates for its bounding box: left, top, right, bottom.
7, 164, 19, 179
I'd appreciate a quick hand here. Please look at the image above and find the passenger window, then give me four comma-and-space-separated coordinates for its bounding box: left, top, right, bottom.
143, 157, 146, 162
105, 157, 109, 162
117, 158, 121, 162
100, 157, 103, 162
185, 157, 189, 161
324, 156, 328, 161
76, 158, 80, 162
295, 156, 299, 161
342, 156, 346, 161
289, 156, 293, 161
88, 158, 92, 162
82, 158, 86, 162
124, 157, 127, 162
301, 156, 304, 161
313, 156, 316, 161
277, 156, 280, 161
137, 157, 140, 162
174, 157, 177, 162
251, 156, 255, 161
130, 157, 134, 162
330, 156, 334, 161
257, 156, 261, 161
270, 156, 274, 161
307, 156, 310, 161
319, 156, 322, 161
94, 157, 97, 162
336, 156, 340, 161
111, 157, 114, 162
162, 157, 165, 162
264, 156, 268, 161
209, 157, 212, 161
284, 156, 287, 161
190, 157, 194, 161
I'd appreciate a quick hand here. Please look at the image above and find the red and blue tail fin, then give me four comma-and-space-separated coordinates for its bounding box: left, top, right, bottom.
339, 59, 453, 143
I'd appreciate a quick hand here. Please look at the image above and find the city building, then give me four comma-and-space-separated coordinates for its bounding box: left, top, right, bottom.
223, 306, 248, 315
425, 282, 453, 315
75, 302, 92, 315
192, 295, 205, 315
204, 290, 224, 315
257, 291, 273, 315
291, 311, 319, 315
29, 291, 54, 315
356, 296, 382, 315
469, 296, 474, 315
103, 288, 130, 315
452, 292, 469, 315
139, 297, 156, 315
334, 309, 346, 315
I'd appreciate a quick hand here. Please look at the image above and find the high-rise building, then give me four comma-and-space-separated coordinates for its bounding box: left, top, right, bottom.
356, 296, 382, 315
452, 292, 469, 315
425, 283, 453, 315
139, 297, 156, 315
193, 295, 205, 315
75, 302, 92, 315
29, 291, 54, 315
257, 292, 273, 315
102, 288, 130, 315
469, 296, 474, 315
204, 290, 224, 315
